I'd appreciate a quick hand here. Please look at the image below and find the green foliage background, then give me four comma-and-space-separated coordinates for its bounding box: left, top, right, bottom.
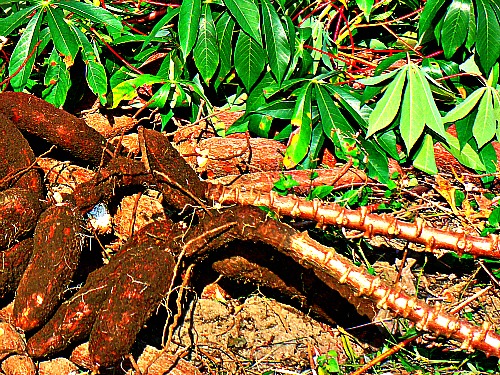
1, 0, 500, 186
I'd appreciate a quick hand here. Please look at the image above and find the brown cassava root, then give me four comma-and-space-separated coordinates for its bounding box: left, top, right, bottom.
207, 184, 500, 259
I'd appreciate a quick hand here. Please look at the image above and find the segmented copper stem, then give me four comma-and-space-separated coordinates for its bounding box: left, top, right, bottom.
287, 231, 500, 357
206, 184, 500, 259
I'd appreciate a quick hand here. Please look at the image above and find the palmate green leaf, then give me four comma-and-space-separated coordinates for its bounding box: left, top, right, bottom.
315, 85, 354, 140
223, 0, 261, 45
411, 65, 447, 139
283, 83, 313, 168
0, 5, 38, 36
261, 0, 290, 83
400, 65, 425, 152
42, 48, 71, 108
46, 7, 78, 67
367, 65, 407, 137
57, 1, 122, 38
443, 87, 486, 123
9, 10, 42, 91
193, 5, 219, 84
178, 0, 201, 59
419, 0, 446, 34
215, 12, 235, 84
234, 31, 266, 90
413, 134, 438, 174
441, 0, 471, 58
111, 74, 165, 108
473, 88, 496, 147
475, 0, 500, 73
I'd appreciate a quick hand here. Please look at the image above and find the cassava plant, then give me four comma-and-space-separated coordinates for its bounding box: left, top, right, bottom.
1, 0, 499, 183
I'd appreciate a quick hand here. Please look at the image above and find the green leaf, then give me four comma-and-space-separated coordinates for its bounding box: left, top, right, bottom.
442, 87, 486, 123
223, 0, 261, 45
455, 108, 475, 149
249, 113, 272, 137
193, 5, 219, 84
441, 0, 471, 58
308, 185, 334, 200
355, 0, 374, 20
419, 0, 447, 34
356, 69, 399, 85
140, 7, 179, 52
111, 74, 165, 108
57, 1, 123, 38
494, 90, 500, 140
0, 5, 38, 36
147, 83, 174, 108
42, 48, 71, 108
411, 65, 446, 139
9, 9, 43, 91
303, 123, 324, 169
234, 31, 266, 90
215, 11, 235, 83
46, 7, 78, 67
283, 84, 313, 168
291, 83, 312, 127
479, 143, 498, 183
473, 88, 496, 147
444, 133, 485, 170
475, 0, 500, 73
326, 85, 370, 128
362, 140, 393, 187
72, 25, 107, 104
253, 100, 295, 119
261, 0, 290, 83
465, 0, 476, 49
400, 65, 425, 152
367, 66, 407, 137
178, 0, 201, 58
413, 134, 438, 174
315, 85, 355, 139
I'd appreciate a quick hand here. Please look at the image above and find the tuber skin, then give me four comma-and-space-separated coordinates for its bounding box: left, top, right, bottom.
0, 92, 112, 165
13, 204, 84, 332
0, 239, 33, 298
26, 219, 174, 364
0, 188, 42, 249
0, 113, 42, 195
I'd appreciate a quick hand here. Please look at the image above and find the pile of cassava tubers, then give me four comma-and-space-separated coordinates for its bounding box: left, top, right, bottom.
1, 92, 500, 372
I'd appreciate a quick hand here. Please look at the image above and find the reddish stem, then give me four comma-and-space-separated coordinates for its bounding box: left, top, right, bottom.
90, 28, 144, 75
